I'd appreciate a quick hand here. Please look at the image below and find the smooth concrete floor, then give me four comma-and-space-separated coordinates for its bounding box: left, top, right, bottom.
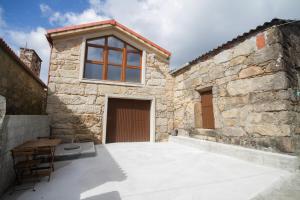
3, 142, 291, 200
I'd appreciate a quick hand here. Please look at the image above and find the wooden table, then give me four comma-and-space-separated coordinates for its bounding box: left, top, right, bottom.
15, 138, 62, 150
11, 139, 62, 184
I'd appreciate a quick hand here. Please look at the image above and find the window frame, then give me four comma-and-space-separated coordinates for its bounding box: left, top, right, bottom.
83, 35, 142, 83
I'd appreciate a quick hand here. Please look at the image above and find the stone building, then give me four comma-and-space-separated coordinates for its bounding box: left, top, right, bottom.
0, 38, 47, 114
46, 20, 174, 143
171, 19, 300, 154
46, 19, 300, 153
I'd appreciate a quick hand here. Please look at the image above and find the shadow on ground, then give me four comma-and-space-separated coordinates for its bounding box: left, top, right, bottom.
84, 191, 121, 200
2, 145, 126, 200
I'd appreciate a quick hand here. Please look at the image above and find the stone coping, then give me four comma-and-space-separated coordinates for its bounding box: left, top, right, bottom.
169, 136, 300, 172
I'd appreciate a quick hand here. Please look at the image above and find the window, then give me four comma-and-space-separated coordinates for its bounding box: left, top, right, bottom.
83, 36, 142, 83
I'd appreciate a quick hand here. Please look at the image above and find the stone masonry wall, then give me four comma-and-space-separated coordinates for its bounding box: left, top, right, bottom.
172, 27, 297, 153
19, 48, 42, 77
0, 47, 46, 114
279, 23, 300, 154
47, 36, 174, 143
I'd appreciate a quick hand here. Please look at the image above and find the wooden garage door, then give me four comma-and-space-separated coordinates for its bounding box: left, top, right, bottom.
201, 90, 215, 129
106, 98, 151, 143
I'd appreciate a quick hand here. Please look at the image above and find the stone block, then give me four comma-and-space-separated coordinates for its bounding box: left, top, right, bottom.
56, 84, 85, 95
213, 49, 233, 64
222, 108, 240, 118
245, 124, 291, 136
232, 37, 256, 57
85, 84, 98, 95
227, 72, 288, 96
229, 56, 247, 67
156, 118, 168, 126
246, 43, 281, 65
222, 127, 246, 137
277, 137, 294, 153
239, 66, 264, 79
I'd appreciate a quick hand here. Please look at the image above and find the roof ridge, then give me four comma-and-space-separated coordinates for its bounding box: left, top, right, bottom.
46, 19, 171, 57
170, 18, 297, 75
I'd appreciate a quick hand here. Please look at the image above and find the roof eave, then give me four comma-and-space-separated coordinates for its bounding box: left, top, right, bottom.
45, 20, 171, 58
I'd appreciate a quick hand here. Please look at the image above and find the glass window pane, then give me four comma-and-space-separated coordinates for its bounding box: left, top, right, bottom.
127, 45, 138, 51
108, 36, 124, 48
87, 38, 105, 45
84, 63, 102, 79
107, 65, 121, 81
127, 53, 140, 66
87, 46, 103, 61
108, 50, 122, 64
126, 68, 140, 83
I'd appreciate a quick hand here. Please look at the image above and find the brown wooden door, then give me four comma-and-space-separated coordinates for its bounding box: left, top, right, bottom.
201, 91, 215, 129
106, 98, 151, 143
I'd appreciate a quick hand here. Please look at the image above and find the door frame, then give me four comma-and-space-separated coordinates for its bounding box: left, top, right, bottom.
102, 94, 155, 144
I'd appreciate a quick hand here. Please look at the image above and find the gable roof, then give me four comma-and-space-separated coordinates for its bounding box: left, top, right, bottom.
0, 38, 47, 88
170, 18, 296, 75
46, 19, 171, 58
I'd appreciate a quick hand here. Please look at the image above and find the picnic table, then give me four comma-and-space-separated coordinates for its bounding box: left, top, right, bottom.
11, 138, 62, 186
15, 138, 61, 150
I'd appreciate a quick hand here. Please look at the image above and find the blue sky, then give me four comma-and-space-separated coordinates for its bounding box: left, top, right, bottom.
1, 0, 300, 83
1, 0, 88, 30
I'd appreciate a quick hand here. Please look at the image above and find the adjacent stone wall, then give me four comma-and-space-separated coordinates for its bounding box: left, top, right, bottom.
0, 115, 49, 196
279, 23, 300, 154
47, 36, 174, 143
172, 26, 298, 153
0, 46, 46, 114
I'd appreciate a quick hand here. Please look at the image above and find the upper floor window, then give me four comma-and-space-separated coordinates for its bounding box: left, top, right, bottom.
83, 36, 142, 83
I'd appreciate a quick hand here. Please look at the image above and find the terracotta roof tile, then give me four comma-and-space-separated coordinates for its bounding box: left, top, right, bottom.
46, 19, 171, 57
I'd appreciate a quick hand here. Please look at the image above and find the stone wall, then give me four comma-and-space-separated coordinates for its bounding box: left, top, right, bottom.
0, 45, 46, 115
172, 26, 298, 153
47, 36, 174, 143
0, 115, 49, 196
279, 23, 300, 154
19, 48, 42, 77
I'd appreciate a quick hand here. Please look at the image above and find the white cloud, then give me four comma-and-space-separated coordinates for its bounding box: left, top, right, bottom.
0, 5, 49, 83
49, 9, 107, 26
41, 1, 108, 26
2, 0, 300, 86
40, 3, 52, 16
7, 27, 50, 83
41, 0, 300, 69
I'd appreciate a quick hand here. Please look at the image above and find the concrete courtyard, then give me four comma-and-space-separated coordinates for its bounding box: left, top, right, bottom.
3, 142, 291, 200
